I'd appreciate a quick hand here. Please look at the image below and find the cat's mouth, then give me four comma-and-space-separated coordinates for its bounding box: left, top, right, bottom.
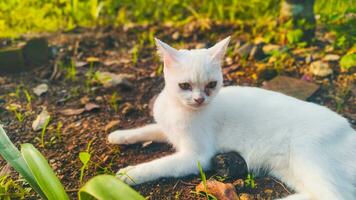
185, 102, 207, 109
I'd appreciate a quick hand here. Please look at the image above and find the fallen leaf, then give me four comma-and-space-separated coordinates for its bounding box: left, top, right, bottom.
104, 120, 120, 132
85, 102, 100, 111
196, 180, 239, 200
239, 193, 254, 200
33, 83, 48, 96
59, 108, 85, 116
32, 107, 50, 131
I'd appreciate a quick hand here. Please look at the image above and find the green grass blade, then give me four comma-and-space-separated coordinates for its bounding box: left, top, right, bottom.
21, 143, 69, 200
78, 175, 145, 200
0, 126, 46, 199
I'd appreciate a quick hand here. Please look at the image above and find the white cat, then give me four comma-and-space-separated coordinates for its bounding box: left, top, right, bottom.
108, 37, 356, 200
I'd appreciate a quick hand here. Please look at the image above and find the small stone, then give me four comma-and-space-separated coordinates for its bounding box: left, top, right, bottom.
323, 54, 340, 62
310, 61, 332, 77
196, 180, 239, 200
95, 71, 134, 88
33, 83, 48, 96
95, 96, 104, 102
262, 76, 319, 100
211, 152, 248, 181
172, 32, 180, 40
239, 193, 254, 200
32, 108, 50, 131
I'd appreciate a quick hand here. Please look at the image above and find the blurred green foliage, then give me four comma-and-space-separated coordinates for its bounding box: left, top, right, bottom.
0, 0, 355, 48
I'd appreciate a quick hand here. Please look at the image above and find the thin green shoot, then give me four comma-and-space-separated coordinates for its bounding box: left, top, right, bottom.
56, 121, 63, 142
23, 89, 32, 110
0, 175, 29, 199
40, 117, 51, 148
109, 92, 121, 113
7, 105, 25, 123
79, 140, 93, 183
245, 173, 256, 189
131, 45, 139, 65
65, 59, 77, 81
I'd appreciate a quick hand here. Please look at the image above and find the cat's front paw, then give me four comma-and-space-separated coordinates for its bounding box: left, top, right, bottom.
116, 166, 140, 185
107, 131, 130, 144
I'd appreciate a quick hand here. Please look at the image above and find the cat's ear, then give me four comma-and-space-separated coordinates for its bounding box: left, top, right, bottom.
208, 36, 231, 64
155, 38, 180, 67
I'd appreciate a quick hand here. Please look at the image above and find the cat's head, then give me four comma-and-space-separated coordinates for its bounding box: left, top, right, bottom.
155, 37, 230, 110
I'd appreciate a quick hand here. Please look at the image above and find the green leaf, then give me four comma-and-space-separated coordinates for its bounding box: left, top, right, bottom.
340, 53, 356, 70
78, 175, 145, 200
79, 152, 91, 165
21, 143, 69, 200
0, 126, 46, 199
287, 29, 304, 44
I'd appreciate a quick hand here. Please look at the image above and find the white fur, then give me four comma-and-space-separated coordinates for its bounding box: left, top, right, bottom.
108, 37, 356, 200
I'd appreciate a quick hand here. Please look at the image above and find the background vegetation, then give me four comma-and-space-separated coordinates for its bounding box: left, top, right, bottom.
0, 0, 355, 47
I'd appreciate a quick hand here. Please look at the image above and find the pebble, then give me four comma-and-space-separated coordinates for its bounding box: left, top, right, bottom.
211, 152, 248, 181
310, 61, 332, 77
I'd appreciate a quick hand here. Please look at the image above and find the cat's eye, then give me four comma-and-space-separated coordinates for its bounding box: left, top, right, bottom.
179, 82, 192, 90
206, 81, 217, 89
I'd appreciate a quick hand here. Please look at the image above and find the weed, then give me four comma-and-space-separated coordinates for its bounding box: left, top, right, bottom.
131, 45, 139, 65
174, 191, 181, 200
64, 59, 77, 81
7, 105, 25, 123
56, 121, 63, 142
0, 175, 29, 199
23, 89, 32, 110
79, 140, 93, 183
245, 173, 256, 189
40, 117, 51, 148
109, 92, 121, 113
197, 161, 217, 200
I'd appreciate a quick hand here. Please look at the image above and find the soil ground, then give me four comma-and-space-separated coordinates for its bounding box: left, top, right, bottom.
0, 23, 355, 199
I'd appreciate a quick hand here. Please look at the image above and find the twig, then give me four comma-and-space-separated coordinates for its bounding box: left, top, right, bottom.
271, 177, 292, 194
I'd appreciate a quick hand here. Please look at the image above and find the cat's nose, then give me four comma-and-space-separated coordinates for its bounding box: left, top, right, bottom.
194, 98, 205, 105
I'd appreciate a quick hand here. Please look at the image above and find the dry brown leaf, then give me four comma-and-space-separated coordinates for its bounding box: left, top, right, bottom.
196, 180, 239, 200
104, 120, 120, 132
59, 108, 85, 116
85, 102, 100, 111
